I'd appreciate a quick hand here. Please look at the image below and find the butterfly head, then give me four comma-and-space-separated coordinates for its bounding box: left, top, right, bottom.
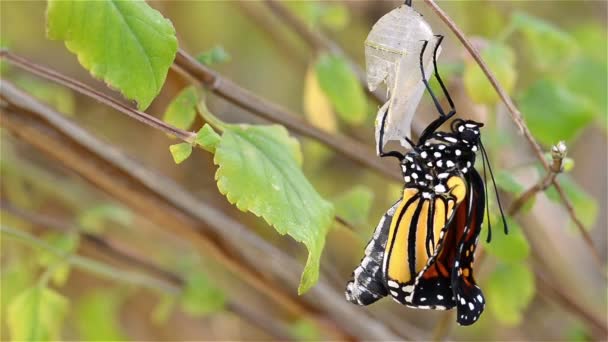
451, 119, 483, 149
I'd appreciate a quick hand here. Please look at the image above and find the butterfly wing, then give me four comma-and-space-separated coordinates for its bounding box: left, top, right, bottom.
345, 199, 401, 305
451, 169, 486, 325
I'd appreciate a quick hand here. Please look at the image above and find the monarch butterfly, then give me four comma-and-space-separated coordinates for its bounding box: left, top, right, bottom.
345, 36, 508, 326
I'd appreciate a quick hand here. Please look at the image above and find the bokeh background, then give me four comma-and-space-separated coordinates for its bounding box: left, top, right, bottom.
1, 1, 606, 341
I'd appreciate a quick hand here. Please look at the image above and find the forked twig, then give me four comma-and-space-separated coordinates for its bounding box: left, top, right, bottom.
422, 0, 604, 270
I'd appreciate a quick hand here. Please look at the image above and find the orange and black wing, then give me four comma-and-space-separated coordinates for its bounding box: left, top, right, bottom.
408, 169, 486, 324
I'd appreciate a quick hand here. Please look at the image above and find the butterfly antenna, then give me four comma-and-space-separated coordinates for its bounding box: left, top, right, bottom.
480, 141, 509, 235
480, 143, 492, 243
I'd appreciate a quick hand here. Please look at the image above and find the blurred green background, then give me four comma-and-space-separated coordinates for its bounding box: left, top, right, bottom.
1, 1, 606, 341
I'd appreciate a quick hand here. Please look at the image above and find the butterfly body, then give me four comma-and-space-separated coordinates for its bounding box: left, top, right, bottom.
346, 120, 488, 325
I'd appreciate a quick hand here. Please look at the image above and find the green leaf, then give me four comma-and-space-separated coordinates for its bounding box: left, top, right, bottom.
78, 203, 133, 234
320, 4, 349, 31
564, 58, 607, 125
463, 42, 516, 105
315, 54, 367, 125
214, 124, 334, 293
180, 271, 225, 316
75, 290, 128, 341
519, 79, 595, 145
13, 76, 75, 116
196, 46, 231, 66
545, 175, 598, 230
484, 218, 530, 263
195, 124, 221, 153
485, 262, 535, 325
162, 86, 200, 130
46, 0, 178, 110
38, 232, 80, 286
8, 286, 69, 341
169, 143, 193, 164
333, 185, 374, 227
1, 261, 34, 315
290, 319, 321, 341
512, 12, 578, 70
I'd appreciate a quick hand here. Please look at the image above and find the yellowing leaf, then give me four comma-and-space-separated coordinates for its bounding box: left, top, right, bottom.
214, 124, 334, 293
46, 0, 178, 110
162, 86, 200, 130
303, 63, 337, 133
38, 232, 79, 286
8, 286, 69, 341
169, 143, 193, 164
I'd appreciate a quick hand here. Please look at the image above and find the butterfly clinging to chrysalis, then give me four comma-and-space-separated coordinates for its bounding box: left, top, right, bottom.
345, 24, 508, 325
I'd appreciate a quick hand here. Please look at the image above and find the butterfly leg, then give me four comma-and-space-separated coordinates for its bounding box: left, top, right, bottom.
376, 103, 406, 160
418, 37, 457, 144
345, 200, 401, 305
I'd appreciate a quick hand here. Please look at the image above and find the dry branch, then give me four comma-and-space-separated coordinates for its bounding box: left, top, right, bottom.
0, 82, 404, 341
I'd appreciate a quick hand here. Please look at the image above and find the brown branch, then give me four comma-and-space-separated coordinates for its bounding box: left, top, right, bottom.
422, 0, 603, 269
508, 142, 566, 216
0, 202, 294, 341
172, 49, 401, 182
0, 82, 404, 340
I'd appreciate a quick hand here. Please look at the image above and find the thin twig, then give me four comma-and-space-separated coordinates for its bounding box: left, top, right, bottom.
508, 142, 566, 216
1, 202, 295, 341
0, 83, 404, 340
172, 49, 401, 181
422, 0, 603, 269
1, 225, 180, 295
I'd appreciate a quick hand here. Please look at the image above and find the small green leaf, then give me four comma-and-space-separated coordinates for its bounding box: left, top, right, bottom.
485, 262, 535, 325
545, 175, 598, 230
485, 218, 530, 263
75, 290, 128, 341
38, 232, 80, 286
564, 58, 607, 125
196, 46, 231, 66
214, 124, 334, 293
463, 42, 516, 105
162, 86, 200, 130
8, 286, 69, 341
519, 79, 595, 145
512, 12, 578, 70
320, 4, 349, 31
180, 271, 225, 316
333, 185, 374, 227
1, 261, 34, 315
78, 203, 133, 234
169, 143, 193, 164
46, 0, 178, 110
195, 124, 221, 153
315, 54, 367, 125
290, 319, 321, 341
13, 76, 75, 116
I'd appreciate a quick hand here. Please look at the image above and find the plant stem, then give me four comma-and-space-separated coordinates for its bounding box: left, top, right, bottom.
1, 226, 181, 295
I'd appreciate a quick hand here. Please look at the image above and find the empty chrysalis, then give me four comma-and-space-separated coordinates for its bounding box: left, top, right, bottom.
365, 5, 441, 152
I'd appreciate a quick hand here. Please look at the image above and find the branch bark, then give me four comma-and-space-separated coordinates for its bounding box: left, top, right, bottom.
0, 81, 404, 341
